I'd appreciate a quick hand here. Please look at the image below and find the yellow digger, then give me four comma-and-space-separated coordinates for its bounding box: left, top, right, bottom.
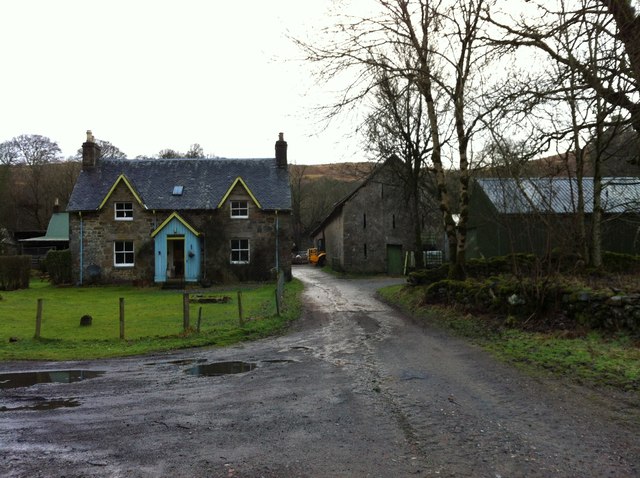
307, 248, 327, 267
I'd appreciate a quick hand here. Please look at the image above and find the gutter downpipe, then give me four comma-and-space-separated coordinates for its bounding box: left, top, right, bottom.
79, 212, 84, 285
275, 210, 279, 272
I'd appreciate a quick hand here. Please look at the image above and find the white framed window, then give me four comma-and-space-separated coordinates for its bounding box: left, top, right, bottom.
230, 239, 250, 264
114, 241, 135, 266
115, 202, 133, 220
230, 200, 248, 218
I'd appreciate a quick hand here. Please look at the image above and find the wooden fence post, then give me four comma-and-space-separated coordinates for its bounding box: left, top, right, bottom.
237, 290, 244, 326
197, 306, 202, 333
34, 298, 43, 339
183, 292, 190, 331
119, 297, 125, 340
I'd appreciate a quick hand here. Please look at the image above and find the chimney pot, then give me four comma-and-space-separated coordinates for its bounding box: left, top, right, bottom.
82, 130, 101, 171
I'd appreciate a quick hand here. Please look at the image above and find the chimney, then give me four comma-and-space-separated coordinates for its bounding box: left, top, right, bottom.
275, 132, 287, 169
82, 130, 101, 170
53, 198, 60, 214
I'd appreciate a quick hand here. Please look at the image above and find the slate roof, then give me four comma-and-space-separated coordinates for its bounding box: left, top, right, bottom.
309, 155, 400, 238
476, 177, 640, 214
67, 157, 291, 212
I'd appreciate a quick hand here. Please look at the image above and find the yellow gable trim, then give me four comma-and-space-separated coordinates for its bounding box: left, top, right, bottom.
98, 174, 145, 210
216, 177, 262, 209
151, 212, 200, 238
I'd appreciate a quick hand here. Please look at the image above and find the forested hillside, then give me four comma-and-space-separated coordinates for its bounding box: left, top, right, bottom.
289, 162, 373, 249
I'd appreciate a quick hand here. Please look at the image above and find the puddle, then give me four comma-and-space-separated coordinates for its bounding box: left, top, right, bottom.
1, 398, 81, 412
400, 370, 429, 381
185, 361, 256, 377
145, 359, 207, 366
354, 313, 380, 334
0, 370, 104, 389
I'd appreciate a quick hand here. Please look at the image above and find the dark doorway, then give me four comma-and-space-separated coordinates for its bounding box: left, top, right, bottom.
168, 237, 185, 278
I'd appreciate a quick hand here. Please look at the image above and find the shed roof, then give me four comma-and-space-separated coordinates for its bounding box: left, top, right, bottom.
476, 177, 640, 214
20, 213, 69, 242
67, 157, 291, 212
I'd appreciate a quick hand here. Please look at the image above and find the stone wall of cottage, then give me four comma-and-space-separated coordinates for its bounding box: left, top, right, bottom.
199, 185, 292, 283
69, 182, 292, 285
69, 182, 155, 284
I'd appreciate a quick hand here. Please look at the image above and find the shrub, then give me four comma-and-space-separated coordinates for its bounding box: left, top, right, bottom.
601, 251, 640, 274
0, 255, 31, 290
44, 249, 72, 285
409, 253, 538, 285
407, 264, 448, 285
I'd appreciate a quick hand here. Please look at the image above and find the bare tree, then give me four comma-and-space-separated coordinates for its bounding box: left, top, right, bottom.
4, 134, 61, 166
486, 1, 640, 135
296, 0, 503, 276
156, 144, 207, 159
289, 163, 308, 250
598, 1, 640, 118
484, 0, 634, 267
75, 139, 127, 160
362, 73, 433, 267
0, 135, 62, 229
185, 143, 205, 158
158, 148, 182, 159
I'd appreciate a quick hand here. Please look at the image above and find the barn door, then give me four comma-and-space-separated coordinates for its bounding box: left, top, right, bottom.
386, 244, 403, 275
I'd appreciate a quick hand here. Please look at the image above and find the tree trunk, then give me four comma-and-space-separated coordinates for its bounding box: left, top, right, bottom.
591, 149, 603, 269
417, 74, 457, 265
454, 94, 469, 279
411, 167, 425, 269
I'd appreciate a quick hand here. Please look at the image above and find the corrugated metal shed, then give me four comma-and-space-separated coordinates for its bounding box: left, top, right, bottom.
476, 178, 640, 214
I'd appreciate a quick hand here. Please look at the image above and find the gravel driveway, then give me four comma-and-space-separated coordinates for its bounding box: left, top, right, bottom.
1, 266, 639, 477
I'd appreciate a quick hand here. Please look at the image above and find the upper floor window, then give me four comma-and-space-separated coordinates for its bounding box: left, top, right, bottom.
230, 239, 250, 264
114, 240, 135, 267
115, 202, 133, 220
230, 200, 248, 218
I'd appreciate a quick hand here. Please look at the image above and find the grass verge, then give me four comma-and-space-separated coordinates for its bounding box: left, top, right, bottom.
0, 279, 303, 361
379, 284, 640, 391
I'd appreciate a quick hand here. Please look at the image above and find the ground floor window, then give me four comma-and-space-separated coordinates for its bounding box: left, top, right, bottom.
230, 239, 249, 264
114, 240, 135, 266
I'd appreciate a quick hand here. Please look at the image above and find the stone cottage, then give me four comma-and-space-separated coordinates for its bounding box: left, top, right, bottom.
67, 131, 292, 285
310, 155, 424, 274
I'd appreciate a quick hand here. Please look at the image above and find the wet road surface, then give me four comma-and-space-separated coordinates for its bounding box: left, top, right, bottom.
1, 266, 639, 477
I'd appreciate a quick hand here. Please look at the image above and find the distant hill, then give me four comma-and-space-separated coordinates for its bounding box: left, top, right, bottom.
290, 162, 374, 182
289, 162, 376, 249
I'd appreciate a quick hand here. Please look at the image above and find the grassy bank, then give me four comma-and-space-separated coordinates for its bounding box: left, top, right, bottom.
0, 279, 303, 361
379, 284, 640, 391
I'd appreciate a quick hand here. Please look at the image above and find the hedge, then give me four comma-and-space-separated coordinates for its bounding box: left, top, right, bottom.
0, 255, 31, 290
408, 252, 640, 286
44, 249, 72, 285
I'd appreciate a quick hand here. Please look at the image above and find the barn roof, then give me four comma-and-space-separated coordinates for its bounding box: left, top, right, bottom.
476, 177, 640, 214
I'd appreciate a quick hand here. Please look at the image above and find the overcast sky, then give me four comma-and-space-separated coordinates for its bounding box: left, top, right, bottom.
0, 0, 365, 165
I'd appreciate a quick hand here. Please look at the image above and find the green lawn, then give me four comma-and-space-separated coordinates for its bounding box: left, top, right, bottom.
0, 279, 303, 361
